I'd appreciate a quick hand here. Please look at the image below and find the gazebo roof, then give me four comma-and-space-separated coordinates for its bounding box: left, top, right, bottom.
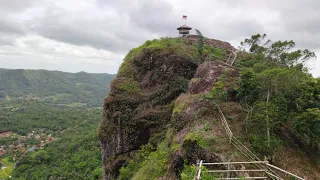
177, 25, 192, 30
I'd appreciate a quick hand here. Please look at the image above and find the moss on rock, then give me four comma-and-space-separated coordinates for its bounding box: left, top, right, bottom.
99, 37, 199, 179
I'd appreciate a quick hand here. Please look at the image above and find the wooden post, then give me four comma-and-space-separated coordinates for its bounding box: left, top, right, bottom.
227, 160, 230, 179
196, 160, 203, 180
194, 160, 199, 180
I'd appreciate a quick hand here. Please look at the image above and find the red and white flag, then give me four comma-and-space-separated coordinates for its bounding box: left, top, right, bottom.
182, 15, 187, 19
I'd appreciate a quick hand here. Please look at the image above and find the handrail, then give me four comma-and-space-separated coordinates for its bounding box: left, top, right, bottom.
266, 163, 304, 180
214, 177, 267, 180
207, 169, 266, 173
196, 160, 203, 180
199, 103, 305, 180
199, 161, 268, 165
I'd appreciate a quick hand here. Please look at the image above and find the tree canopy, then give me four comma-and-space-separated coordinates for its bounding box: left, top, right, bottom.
237, 33, 319, 156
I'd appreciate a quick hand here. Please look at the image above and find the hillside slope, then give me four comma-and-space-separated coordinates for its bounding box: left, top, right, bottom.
0, 69, 115, 107
99, 36, 320, 179
0, 69, 115, 179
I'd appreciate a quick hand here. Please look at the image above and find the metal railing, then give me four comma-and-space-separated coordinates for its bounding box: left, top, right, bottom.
194, 104, 304, 180
196, 161, 268, 180
195, 160, 304, 180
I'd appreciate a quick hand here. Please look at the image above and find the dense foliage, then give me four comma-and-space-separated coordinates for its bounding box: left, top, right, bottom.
0, 101, 102, 179
12, 108, 102, 180
114, 35, 320, 179
237, 34, 319, 156
0, 101, 93, 135
0, 69, 115, 107
0, 69, 113, 179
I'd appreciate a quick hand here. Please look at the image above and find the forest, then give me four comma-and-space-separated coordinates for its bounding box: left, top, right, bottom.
0, 69, 114, 179
236, 34, 320, 157
0, 101, 103, 180
0, 69, 115, 107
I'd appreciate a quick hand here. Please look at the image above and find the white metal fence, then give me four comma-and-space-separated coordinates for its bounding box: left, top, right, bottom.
194, 105, 304, 180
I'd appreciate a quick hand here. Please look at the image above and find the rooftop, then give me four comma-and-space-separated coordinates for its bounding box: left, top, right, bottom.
177, 24, 192, 30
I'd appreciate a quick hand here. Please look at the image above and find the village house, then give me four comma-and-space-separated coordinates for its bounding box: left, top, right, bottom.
45, 135, 55, 143
27, 132, 34, 138
35, 134, 41, 140
0, 131, 13, 138
0, 148, 6, 157
17, 143, 25, 148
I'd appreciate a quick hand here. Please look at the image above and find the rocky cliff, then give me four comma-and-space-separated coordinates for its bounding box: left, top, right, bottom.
98, 36, 319, 179
98, 36, 235, 179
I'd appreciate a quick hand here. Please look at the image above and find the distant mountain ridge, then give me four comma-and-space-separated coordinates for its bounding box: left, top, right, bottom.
0, 68, 116, 107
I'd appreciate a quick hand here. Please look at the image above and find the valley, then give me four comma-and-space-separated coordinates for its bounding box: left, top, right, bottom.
0, 69, 115, 179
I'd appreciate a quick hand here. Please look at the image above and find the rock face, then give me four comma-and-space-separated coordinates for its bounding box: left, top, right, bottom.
188, 61, 239, 95
98, 42, 199, 179
99, 37, 320, 180
164, 61, 240, 178
173, 61, 239, 132
98, 37, 239, 179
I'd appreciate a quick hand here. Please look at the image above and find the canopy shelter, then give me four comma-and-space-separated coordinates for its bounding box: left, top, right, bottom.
177, 25, 192, 36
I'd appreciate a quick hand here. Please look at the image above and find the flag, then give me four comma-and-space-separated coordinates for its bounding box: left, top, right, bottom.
182, 15, 187, 19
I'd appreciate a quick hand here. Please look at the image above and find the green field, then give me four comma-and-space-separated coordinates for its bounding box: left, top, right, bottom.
0, 157, 14, 179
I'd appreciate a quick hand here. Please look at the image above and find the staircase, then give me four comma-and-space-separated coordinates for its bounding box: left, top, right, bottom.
194, 105, 304, 180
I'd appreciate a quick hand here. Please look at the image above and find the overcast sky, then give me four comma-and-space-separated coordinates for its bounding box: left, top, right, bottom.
0, 0, 319, 77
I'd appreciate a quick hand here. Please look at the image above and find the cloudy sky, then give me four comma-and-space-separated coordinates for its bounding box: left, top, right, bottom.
0, 0, 319, 77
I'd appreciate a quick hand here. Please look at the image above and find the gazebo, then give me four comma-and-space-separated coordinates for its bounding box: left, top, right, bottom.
177, 25, 192, 37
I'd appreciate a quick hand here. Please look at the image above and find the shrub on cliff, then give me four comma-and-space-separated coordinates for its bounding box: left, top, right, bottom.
118, 37, 199, 78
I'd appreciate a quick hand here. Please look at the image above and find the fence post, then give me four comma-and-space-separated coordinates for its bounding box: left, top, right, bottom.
227, 160, 230, 179
196, 160, 203, 180
194, 160, 199, 180
263, 161, 267, 179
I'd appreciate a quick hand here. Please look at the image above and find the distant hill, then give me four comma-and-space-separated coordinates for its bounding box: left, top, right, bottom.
0, 68, 115, 107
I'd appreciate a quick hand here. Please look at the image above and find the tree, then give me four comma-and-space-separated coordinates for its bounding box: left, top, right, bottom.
239, 33, 317, 150
254, 67, 310, 146
237, 69, 261, 106
241, 33, 269, 55
195, 29, 204, 58
294, 108, 320, 150
32, 150, 51, 164
237, 69, 261, 133
241, 33, 316, 67
268, 41, 316, 66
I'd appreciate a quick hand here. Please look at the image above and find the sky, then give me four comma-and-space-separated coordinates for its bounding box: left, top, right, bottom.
0, 0, 319, 77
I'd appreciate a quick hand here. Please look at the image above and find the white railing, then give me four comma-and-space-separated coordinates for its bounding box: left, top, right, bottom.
195, 160, 304, 180
194, 104, 304, 180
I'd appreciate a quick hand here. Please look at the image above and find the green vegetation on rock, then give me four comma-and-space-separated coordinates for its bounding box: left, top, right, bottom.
185, 131, 214, 149
119, 136, 173, 180
101, 34, 320, 179
131, 140, 171, 180
118, 37, 199, 78
181, 163, 217, 180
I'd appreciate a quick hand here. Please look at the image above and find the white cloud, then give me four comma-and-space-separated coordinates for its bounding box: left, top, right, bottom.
0, 0, 319, 77
0, 35, 123, 73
